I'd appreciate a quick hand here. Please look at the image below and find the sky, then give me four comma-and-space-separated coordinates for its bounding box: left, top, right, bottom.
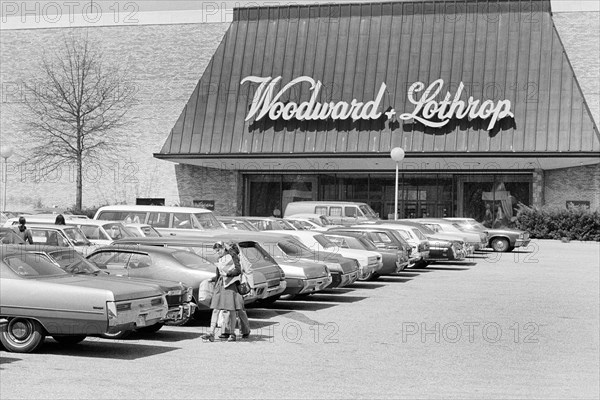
1, 0, 598, 29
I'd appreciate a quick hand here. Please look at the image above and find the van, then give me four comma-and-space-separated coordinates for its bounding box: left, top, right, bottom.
284, 201, 380, 226
94, 206, 222, 236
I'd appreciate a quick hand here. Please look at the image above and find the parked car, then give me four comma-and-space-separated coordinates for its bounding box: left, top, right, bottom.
18, 245, 195, 336
445, 218, 531, 252
217, 217, 260, 232
6, 224, 99, 256
379, 221, 468, 261
112, 237, 284, 304
284, 201, 380, 225
323, 229, 410, 275
407, 219, 488, 251
0, 245, 168, 353
286, 213, 338, 227
0, 227, 25, 244
240, 217, 297, 231
86, 245, 216, 313
5, 216, 138, 246
125, 223, 163, 237
272, 230, 383, 281
285, 217, 328, 232
94, 205, 222, 236
161, 231, 333, 301
370, 224, 431, 268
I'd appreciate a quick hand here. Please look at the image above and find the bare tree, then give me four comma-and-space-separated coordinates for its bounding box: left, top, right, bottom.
24, 32, 136, 211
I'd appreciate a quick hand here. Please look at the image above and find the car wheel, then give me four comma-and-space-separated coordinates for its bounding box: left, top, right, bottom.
0, 318, 46, 353
370, 273, 380, 280
358, 270, 374, 281
165, 316, 191, 327
100, 330, 132, 340
258, 294, 281, 306
52, 335, 86, 345
410, 260, 429, 269
491, 238, 510, 252
136, 323, 164, 334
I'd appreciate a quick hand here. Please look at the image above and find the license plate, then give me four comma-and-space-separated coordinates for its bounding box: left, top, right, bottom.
136, 315, 148, 327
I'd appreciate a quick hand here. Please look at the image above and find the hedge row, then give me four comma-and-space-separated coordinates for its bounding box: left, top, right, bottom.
516, 205, 600, 241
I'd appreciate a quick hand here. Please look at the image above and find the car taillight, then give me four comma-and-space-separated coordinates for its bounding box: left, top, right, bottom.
116, 303, 131, 311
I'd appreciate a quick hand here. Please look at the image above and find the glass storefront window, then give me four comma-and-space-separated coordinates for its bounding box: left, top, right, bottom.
460, 175, 531, 228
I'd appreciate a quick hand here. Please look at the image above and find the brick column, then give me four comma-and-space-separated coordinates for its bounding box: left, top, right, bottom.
532, 169, 544, 208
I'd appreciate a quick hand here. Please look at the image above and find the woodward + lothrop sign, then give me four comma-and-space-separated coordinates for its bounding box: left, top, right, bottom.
241, 76, 514, 131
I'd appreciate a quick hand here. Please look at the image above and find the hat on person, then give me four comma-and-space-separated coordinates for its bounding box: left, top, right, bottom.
213, 241, 225, 250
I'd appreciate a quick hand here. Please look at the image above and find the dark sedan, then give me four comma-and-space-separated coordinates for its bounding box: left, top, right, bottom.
86, 245, 215, 315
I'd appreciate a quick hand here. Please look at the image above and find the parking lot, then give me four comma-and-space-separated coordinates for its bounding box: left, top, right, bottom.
1, 240, 598, 399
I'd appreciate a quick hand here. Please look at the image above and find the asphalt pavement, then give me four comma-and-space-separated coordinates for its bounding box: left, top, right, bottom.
1, 240, 599, 399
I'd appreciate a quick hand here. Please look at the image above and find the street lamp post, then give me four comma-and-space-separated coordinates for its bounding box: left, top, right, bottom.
1, 146, 14, 212
390, 147, 405, 221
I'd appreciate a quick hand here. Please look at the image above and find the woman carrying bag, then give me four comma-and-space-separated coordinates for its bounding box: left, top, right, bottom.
202, 241, 245, 342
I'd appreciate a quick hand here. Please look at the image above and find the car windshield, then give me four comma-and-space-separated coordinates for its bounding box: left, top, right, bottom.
102, 223, 135, 240
172, 251, 216, 271
193, 213, 221, 230
357, 205, 376, 218
357, 236, 377, 250
0, 229, 24, 244
63, 227, 91, 245
49, 250, 102, 274
411, 228, 427, 240
314, 234, 337, 249
272, 219, 295, 230
412, 224, 436, 235
239, 244, 276, 268
3, 253, 68, 277
277, 238, 315, 257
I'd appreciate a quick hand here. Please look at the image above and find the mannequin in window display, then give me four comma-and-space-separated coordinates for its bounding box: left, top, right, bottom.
493, 205, 508, 228
483, 203, 493, 228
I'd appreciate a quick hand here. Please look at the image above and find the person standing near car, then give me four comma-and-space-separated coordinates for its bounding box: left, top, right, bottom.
202, 241, 244, 342
54, 214, 66, 225
16, 216, 33, 244
226, 242, 251, 339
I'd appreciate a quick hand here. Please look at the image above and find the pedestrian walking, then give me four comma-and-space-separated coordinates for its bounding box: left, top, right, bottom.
202, 241, 245, 342
16, 216, 33, 244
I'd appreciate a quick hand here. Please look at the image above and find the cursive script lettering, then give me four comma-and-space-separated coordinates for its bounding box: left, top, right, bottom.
398, 79, 514, 131
241, 76, 387, 122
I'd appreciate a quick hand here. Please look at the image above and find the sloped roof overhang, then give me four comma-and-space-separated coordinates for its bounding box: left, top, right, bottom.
156, 0, 600, 170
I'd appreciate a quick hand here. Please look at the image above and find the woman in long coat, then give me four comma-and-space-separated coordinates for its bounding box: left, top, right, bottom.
203, 241, 245, 342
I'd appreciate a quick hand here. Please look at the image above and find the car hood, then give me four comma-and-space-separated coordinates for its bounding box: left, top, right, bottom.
43, 275, 162, 301
485, 228, 526, 236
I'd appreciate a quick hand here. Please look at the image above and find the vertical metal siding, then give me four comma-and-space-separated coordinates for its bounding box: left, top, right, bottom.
160, 0, 599, 159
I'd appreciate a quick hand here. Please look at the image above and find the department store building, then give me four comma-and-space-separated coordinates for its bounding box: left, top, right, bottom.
156, 0, 599, 220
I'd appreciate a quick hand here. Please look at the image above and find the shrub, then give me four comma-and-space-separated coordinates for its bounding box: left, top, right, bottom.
516, 205, 600, 241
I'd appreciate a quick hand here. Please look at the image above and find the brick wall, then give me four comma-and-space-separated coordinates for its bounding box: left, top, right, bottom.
544, 164, 600, 210
174, 164, 243, 216
0, 23, 229, 211
553, 12, 600, 127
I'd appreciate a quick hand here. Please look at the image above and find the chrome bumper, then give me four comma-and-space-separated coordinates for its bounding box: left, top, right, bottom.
298, 275, 334, 294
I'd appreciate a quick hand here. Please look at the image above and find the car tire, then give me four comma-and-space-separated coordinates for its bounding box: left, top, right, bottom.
136, 323, 164, 334
358, 271, 374, 281
100, 330, 132, 340
0, 318, 46, 353
52, 335, 87, 345
258, 294, 282, 306
491, 238, 510, 252
410, 260, 429, 269
165, 316, 191, 327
